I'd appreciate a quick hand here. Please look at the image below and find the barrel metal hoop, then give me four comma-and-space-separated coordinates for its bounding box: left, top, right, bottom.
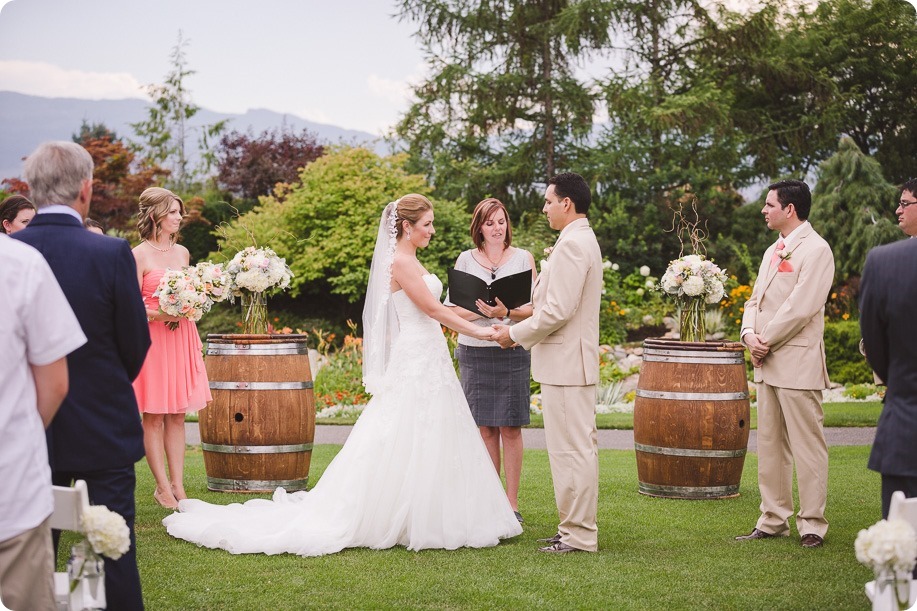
207, 343, 309, 356
635, 389, 748, 401
634, 442, 746, 458
642, 353, 746, 365
208, 381, 314, 391
206, 476, 309, 492
638, 482, 740, 498
201, 442, 313, 454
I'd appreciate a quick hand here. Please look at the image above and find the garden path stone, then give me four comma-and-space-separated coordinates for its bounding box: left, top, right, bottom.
185, 423, 875, 451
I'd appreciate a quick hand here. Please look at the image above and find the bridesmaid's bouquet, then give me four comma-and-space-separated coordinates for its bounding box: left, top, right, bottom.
153, 268, 211, 329
193, 261, 232, 305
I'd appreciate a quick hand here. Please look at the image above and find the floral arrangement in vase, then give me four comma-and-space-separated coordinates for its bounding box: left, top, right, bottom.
225, 246, 293, 334
656, 201, 727, 342
68, 505, 130, 607
855, 518, 917, 610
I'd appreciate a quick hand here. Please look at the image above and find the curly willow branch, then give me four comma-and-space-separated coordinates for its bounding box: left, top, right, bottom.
665, 198, 709, 258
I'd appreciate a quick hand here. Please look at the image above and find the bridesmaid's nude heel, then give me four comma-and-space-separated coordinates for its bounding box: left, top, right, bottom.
154, 488, 179, 510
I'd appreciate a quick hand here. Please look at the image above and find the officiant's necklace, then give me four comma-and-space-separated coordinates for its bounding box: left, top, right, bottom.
144, 239, 173, 253
478, 247, 506, 274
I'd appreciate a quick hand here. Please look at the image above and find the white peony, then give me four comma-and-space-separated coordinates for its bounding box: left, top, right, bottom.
705, 280, 725, 304
81, 505, 130, 560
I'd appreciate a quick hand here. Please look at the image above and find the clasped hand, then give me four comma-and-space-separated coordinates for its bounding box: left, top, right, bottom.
745, 333, 769, 368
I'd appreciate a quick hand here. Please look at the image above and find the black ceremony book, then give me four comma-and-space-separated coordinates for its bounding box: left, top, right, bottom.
447, 268, 532, 315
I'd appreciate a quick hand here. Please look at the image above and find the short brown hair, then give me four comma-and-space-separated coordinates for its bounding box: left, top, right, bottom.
469, 198, 512, 249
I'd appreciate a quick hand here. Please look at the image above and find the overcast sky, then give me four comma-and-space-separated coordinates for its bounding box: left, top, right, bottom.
2, 0, 914, 138
0, 0, 426, 135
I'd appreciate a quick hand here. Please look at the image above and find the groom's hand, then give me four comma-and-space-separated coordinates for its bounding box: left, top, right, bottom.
491, 324, 516, 349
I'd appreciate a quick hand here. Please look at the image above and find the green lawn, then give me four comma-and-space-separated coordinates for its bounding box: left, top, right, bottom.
73, 444, 882, 609
306, 400, 883, 429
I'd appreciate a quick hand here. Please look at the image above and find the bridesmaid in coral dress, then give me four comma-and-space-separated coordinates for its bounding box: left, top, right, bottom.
132, 187, 211, 510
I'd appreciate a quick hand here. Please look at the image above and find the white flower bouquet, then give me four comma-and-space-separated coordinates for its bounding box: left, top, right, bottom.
659, 254, 728, 342
153, 268, 211, 329
68, 505, 131, 603
225, 246, 294, 334
193, 261, 232, 306
856, 518, 917, 609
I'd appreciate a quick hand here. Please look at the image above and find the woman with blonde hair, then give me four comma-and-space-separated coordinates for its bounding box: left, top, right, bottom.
132, 187, 211, 510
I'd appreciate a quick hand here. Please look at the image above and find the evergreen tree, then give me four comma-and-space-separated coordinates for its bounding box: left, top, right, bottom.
810, 136, 902, 284
394, 0, 615, 214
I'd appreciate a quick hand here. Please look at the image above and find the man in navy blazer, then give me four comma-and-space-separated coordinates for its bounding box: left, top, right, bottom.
14, 141, 150, 609
859, 178, 917, 519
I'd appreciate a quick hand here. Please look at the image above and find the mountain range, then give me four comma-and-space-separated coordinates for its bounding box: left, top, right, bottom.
0, 91, 387, 181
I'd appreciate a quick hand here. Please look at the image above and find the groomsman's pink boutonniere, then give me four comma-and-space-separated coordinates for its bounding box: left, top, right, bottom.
775, 247, 794, 273
543, 246, 554, 257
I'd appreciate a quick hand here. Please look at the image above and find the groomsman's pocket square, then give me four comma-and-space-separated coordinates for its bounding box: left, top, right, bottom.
776, 260, 794, 273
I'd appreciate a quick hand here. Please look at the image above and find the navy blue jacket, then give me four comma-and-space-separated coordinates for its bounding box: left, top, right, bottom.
859, 237, 917, 477
14, 213, 150, 471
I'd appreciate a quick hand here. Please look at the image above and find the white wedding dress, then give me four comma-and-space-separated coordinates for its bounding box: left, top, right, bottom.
164, 275, 522, 556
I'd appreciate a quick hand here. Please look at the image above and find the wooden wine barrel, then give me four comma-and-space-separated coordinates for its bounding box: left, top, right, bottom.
200, 334, 315, 493
633, 338, 750, 499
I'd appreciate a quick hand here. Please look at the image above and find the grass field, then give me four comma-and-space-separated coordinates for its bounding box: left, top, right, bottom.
63, 443, 884, 609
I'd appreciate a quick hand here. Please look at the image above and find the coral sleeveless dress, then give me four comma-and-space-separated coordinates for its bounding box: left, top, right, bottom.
133, 269, 211, 414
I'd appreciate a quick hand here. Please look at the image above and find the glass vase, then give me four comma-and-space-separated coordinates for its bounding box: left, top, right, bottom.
67, 540, 106, 610
241, 291, 268, 335
679, 297, 706, 343
874, 567, 912, 610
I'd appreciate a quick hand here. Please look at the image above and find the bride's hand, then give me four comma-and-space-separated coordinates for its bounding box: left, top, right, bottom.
474, 326, 498, 342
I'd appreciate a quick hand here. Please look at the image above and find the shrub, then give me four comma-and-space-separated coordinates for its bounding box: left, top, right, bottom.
313, 322, 367, 409
824, 319, 873, 385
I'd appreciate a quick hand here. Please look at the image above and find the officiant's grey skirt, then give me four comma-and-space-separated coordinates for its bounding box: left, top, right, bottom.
455, 344, 531, 427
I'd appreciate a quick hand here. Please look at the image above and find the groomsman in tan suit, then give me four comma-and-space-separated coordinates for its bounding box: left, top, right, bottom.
736, 179, 835, 549
493, 172, 603, 553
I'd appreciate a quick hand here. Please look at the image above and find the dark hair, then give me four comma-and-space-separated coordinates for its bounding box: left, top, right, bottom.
83, 217, 104, 231
548, 172, 591, 214
469, 198, 512, 250
767, 179, 811, 220
0, 195, 36, 234
900, 178, 917, 198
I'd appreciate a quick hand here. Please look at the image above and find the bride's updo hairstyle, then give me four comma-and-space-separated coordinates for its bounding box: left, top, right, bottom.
138, 187, 185, 243
393, 194, 432, 239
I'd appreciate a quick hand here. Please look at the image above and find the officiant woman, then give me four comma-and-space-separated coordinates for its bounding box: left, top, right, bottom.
445, 198, 536, 522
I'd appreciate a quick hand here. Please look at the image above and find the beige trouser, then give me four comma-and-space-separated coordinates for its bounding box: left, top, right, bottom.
0, 516, 56, 611
541, 383, 599, 551
755, 384, 829, 538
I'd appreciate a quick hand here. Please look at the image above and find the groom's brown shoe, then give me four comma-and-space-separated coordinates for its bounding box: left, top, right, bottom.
735, 528, 776, 541
537, 533, 561, 544
800, 534, 824, 548
538, 541, 584, 554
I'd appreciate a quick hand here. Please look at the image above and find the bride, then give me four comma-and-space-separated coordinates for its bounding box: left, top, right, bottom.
163, 195, 523, 556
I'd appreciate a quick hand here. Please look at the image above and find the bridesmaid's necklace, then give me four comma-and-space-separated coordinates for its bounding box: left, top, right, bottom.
144, 240, 173, 253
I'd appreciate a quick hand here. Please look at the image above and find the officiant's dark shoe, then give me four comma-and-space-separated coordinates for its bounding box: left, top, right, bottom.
513, 511, 524, 523
800, 534, 824, 548
735, 528, 776, 541
537, 533, 561, 544
538, 541, 584, 554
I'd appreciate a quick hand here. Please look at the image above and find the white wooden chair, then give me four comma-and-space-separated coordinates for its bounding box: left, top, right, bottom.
50, 480, 106, 610
865, 491, 917, 610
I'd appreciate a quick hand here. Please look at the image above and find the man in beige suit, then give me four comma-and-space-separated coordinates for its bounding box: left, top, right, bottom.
736, 179, 835, 549
493, 172, 603, 553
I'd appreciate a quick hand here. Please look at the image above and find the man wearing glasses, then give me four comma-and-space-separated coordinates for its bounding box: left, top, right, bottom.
859, 178, 917, 519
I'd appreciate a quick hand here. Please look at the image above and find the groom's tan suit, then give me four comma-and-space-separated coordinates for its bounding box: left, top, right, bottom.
742, 222, 834, 538
511, 218, 603, 551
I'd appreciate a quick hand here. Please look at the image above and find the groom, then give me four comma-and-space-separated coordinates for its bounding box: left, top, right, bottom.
494, 172, 603, 553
